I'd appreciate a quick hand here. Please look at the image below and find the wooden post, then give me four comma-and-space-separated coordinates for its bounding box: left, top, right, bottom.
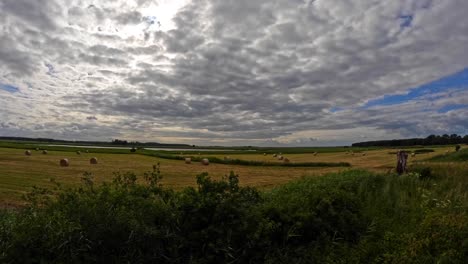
396, 150, 408, 175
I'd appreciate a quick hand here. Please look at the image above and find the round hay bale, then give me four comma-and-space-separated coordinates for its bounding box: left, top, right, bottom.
263, 153, 267, 156
278, 155, 284, 160
42, 150, 48, 155
201, 158, 209, 165
76, 151, 81, 155
283, 158, 290, 163
60, 158, 69, 167
25, 150, 32, 156
35, 148, 39, 151
411, 153, 416, 157
313, 152, 317, 156
90, 157, 98, 164
185, 157, 191, 164
273, 154, 278, 157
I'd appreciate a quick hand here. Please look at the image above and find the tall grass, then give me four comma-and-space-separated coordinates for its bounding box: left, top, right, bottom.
428, 148, 468, 162
1, 165, 467, 263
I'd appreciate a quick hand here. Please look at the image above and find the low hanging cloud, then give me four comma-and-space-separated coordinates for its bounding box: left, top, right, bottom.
0, 0, 467, 145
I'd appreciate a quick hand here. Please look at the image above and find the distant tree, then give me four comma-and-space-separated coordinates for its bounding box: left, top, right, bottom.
112, 139, 128, 145
352, 134, 468, 147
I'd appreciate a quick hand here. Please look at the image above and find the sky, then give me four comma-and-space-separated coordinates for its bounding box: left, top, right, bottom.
0, 0, 467, 146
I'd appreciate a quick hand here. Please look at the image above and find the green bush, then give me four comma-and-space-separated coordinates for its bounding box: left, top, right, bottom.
414, 149, 435, 154
383, 213, 468, 263
408, 166, 433, 180
145, 152, 351, 167
388, 149, 434, 154
429, 148, 468, 162
174, 172, 263, 263
1, 167, 467, 263
258, 171, 370, 263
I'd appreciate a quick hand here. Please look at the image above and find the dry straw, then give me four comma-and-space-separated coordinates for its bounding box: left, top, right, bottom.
60, 158, 69, 167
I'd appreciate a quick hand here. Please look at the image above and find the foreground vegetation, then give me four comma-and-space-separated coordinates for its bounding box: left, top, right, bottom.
1, 163, 467, 263
429, 148, 468, 162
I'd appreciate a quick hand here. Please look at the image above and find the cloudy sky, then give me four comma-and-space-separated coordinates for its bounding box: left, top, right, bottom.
1, 0, 467, 146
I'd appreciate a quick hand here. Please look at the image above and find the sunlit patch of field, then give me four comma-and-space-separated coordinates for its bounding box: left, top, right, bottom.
203, 147, 453, 171
0, 146, 457, 206
0, 148, 342, 206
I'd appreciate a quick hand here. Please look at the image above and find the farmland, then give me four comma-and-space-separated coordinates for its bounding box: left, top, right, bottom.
1, 141, 468, 262
0, 142, 457, 206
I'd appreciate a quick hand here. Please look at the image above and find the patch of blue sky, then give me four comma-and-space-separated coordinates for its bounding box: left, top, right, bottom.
0, 83, 19, 93
45, 63, 55, 75
329, 107, 343, 113
437, 104, 467, 113
364, 67, 468, 108
399, 14, 413, 28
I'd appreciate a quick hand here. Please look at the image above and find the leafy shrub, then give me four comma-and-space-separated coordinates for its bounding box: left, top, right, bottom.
388, 149, 434, 154
257, 171, 372, 263
1, 166, 179, 263
429, 148, 468, 162
174, 172, 263, 263
145, 152, 351, 167
383, 213, 468, 263
1, 168, 467, 263
414, 149, 435, 154
408, 166, 433, 180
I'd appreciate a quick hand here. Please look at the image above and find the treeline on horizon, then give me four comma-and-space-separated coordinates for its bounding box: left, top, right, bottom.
0, 136, 192, 148
352, 134, 468, 147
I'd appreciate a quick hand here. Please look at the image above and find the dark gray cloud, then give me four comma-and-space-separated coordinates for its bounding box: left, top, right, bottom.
0, 0, 467, 145
0, 36, 38, 77
0, 0, 59, 30
114, 11, 143, 25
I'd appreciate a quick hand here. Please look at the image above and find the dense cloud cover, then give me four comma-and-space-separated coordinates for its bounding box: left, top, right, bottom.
0, 0, 467, 146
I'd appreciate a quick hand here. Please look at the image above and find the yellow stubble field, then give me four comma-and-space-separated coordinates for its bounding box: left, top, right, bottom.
0, 146, 452, 206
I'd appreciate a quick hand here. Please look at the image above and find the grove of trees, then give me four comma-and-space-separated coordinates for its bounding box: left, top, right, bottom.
352, 134, 468, 147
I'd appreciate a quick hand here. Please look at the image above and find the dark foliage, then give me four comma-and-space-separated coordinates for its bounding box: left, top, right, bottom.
1, 169, 467, 263
145, 153, 351, 168
353, 134, 468, 147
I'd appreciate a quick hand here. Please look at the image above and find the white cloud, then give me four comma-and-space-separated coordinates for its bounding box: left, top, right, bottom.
0, 0, 467, 145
